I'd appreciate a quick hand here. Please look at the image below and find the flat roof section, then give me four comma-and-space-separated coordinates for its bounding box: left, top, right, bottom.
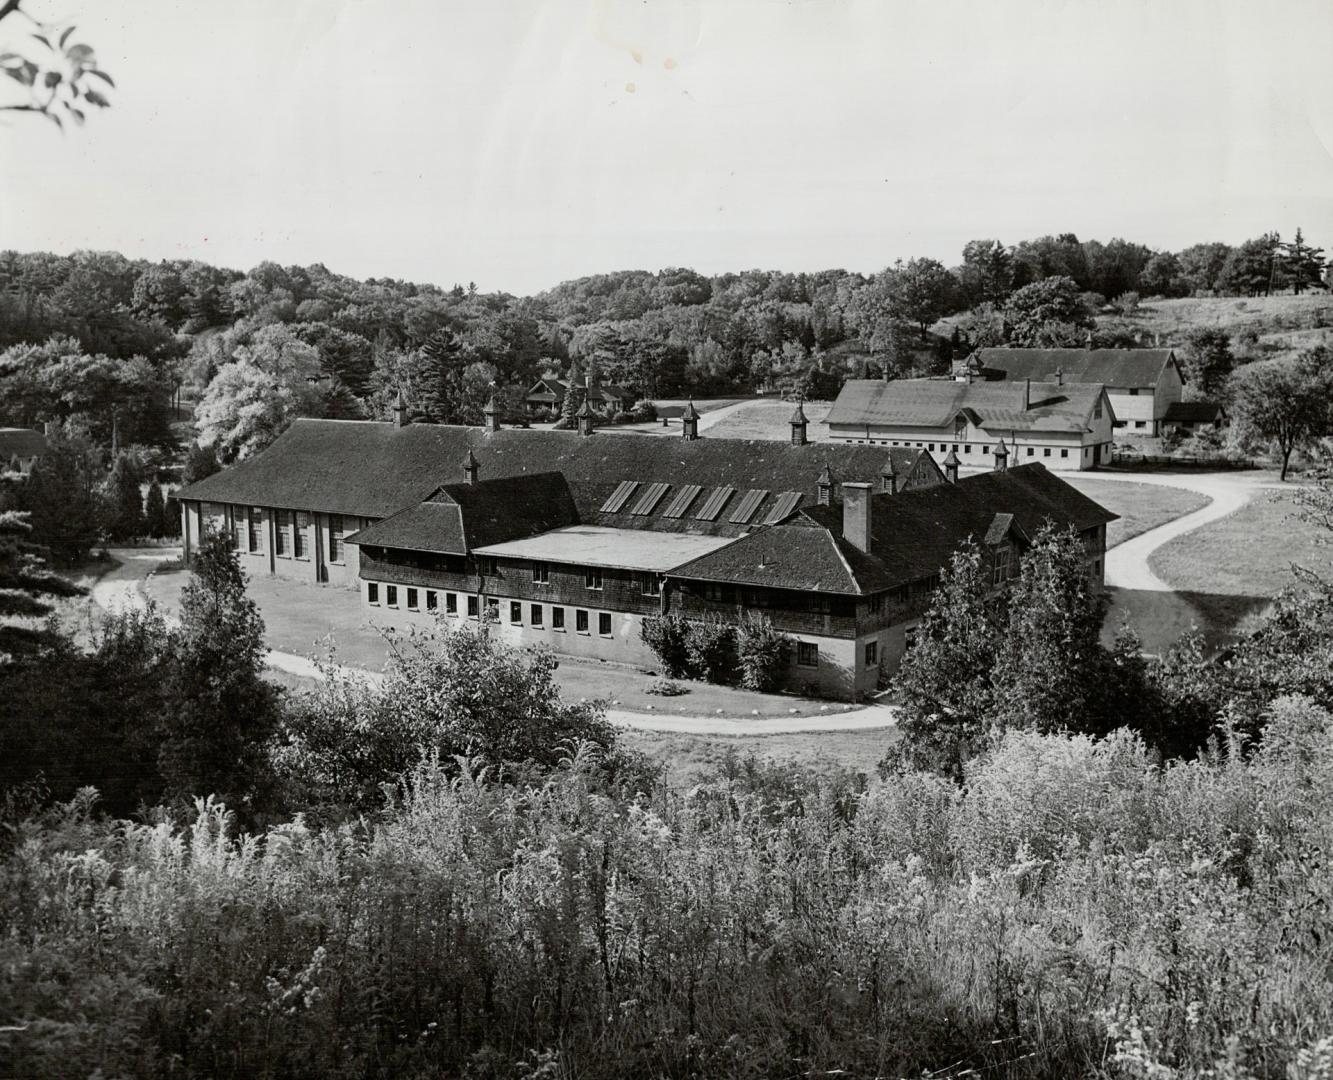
471, 525, 738, 572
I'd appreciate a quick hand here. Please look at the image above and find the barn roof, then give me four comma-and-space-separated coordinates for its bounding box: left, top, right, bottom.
972, 348, 1180, 389
825, 379, 1108, 434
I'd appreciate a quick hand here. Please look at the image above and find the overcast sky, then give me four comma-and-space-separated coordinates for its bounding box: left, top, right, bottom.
2, 0, 1332, 294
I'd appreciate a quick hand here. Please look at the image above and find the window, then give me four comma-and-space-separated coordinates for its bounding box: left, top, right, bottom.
584, 568, 603, 590
230, 507, 245, 550
407, 588, 419, 611
576, 609, 590, 634
797, 641, 818, 667
1114, 420, 1127, 429
478, 556, 498, 575
510, 601, 522, 624
293, 512, 310, 559
598, 612, 612, 637
1094, 400, 1103, 419
446, 592, 457, 615
426, 591, 437, 611
328, 515, 344, 563
467, 595, 479, 618
275, 510, 290, 557
993, 546, 1011, 586
1026, 447, 1035, 457
552, 606, 565, 631
954, 415, 966, 438
386, 585, 399, 607
864, 641, 879, 667
1134, 420, 1146, 429
1129, 387, 1140, 396
531, 604, 543, 627
641, 573, 661, 597
248, 507, 263, 553
485, 597, 499, 619
367, 582, 379, 605
964, 444, 972, 454
532, 561, 549, 584
1044, 447, 1051, 457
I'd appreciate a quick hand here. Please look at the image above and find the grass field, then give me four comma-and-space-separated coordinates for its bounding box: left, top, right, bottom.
1149, 490, 1329, 599
1062, 478, 1210, 549
702, 400, 833, 441
622, 728, 896, 786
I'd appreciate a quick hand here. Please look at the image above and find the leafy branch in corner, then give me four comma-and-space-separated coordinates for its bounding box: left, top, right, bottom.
0, 0, 113, 129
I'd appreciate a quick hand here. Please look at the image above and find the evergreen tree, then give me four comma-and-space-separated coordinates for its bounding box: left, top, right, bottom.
182, 441, 220, 484
101, 451, 144, 541
20, 428, 99, 565
989, 525, 1109, 734
417, 326, 467, 423
143, 477, 167, 539
157, 532, 282, 808
0, 507, 85, 660
1282, 228, 1326, 295
559, 358, 585, 429
885, 542, 1003, 779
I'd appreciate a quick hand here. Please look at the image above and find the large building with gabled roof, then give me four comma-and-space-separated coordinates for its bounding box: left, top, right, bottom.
967, 347, 1186, 435
825, 376, 1117, 470
176, 404, 1114, 699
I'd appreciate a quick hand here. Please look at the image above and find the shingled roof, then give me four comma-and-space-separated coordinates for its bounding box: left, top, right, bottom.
176, 419, 940, 529
825, 378, 1108, 434
1164, 401, 1226, 423
670, 463, 1117, 595
346, 472, 579, 554
973, 348, 1181, 389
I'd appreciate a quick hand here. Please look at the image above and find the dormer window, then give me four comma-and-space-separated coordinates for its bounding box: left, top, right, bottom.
954, 414, 967, 439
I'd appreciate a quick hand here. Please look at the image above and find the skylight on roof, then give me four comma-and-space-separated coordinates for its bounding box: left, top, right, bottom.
728, 489, 768, 524
762, 491, 802, 524
694, 486, 735, 522
662, 484, 702, 519
629, 481, 670, 516
599, 480, 639, 514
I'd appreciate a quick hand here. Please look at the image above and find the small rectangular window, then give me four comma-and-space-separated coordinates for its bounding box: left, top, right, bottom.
478, 556, 498, 575
467, 595, 479, 618
510, 601, 522, 624
641, 573, 661, 596
531, 604, 543, 626
1061, 449, 1069, 458
1043, 447, 1051, 457
1026, 447, 1034, 457
1135, 421, 1146, 429
485, 597, 498, 619
584, 568, 603, 590
598, 612, 612, 637
446, 592, 457, 615
367, 582, 379, 605
552, 606, 565, 631
532, 561, 549, 584
386, 585, 398, 607
275, 510, 289, 557
407, 587, 418, 610
864, 641, 878, 667
293, 512, 310, 559
248, 507, 263, 553
964, 444, 972, 454
328, 515, 344, 563
576, 609, 590, 633
797, 641, 818, 667
928, 443, 935, 452
426, 590, 437, 611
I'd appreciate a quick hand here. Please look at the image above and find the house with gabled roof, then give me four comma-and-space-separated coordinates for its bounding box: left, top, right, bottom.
967, 347, 1185, 435
825, 376, 1116, 470
0, 427, 45, 474
524, 376, 634, 417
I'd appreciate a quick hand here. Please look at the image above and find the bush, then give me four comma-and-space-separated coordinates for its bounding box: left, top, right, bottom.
735, 614, 790, 692
645, 678, 688, 697
684, 616, 738, 684
640, 612, 691, 678
631, 400, 658, 423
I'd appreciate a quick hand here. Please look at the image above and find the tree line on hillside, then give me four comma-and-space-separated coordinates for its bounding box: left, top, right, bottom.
3, 482, 1333, 1076
2, 230, 1329, 457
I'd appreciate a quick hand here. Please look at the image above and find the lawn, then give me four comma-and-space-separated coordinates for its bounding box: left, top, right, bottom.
701, 400, 834, 441
1062, 478, 1210, 549
1149, 490, 1329, 598
621, 728, 897, 786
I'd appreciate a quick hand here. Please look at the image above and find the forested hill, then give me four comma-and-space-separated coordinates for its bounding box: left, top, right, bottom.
0, 229, 1328, 466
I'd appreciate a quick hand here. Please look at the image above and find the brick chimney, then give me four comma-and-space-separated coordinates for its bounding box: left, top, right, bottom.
789, 399, 808, 446
681, 400, 700, 441
393, 388, 409, 429
462, 448, 479, 485
992, 439, 1008, 472
943, 446, 960, 484
841, 482, 873, 553
1021, 377, 1031, 411
482, 393, 500, 433
576, 397, 596, 437
816, 464, 834, 506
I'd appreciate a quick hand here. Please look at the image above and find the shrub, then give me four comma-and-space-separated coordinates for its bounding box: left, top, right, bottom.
735, 614, 790, 692
640, 612, 691, 678
645, 677, 688, 697
631, 400, 658, 423
684, 616, 738, 684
